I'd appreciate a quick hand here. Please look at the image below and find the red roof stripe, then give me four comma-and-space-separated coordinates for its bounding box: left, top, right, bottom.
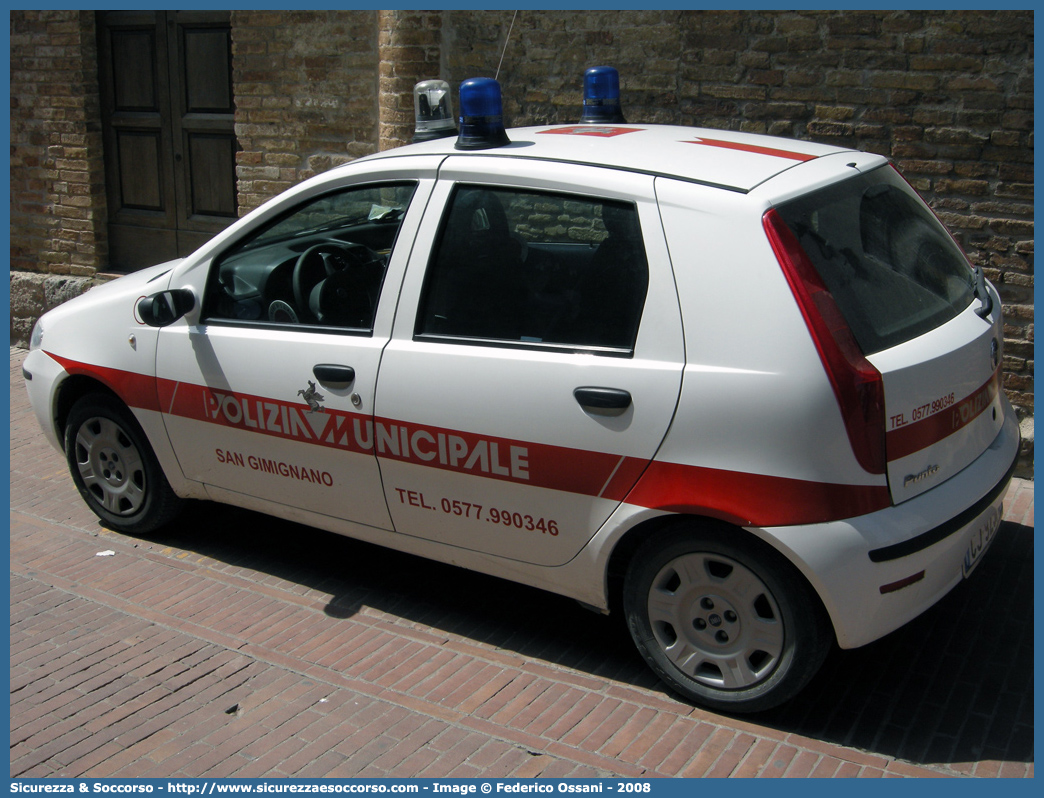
684, 137, 817, 162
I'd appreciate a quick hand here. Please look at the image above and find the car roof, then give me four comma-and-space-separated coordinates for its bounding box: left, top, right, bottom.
358, 124, 855, 194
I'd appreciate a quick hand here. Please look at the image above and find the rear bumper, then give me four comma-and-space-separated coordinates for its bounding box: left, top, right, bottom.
765, 400, 1020, 649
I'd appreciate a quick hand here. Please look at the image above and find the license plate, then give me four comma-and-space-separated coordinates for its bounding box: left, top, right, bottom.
962, 505, 1002, 578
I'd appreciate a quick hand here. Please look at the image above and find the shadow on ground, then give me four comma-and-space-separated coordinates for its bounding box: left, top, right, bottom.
126, 499, 1033, 769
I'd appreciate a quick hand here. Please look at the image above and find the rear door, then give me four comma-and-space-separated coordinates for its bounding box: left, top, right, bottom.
374, 158, 685, 566
774, 164, 1005, 504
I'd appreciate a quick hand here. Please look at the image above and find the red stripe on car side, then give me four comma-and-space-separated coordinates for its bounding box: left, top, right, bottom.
51, 355, 890, 527
683, 138, 817, 162
47, 353, 162, 412
623, 460, 891, 527
159, 376, 631, 495
370, 416, 629, 496
886, 370, 1000, 461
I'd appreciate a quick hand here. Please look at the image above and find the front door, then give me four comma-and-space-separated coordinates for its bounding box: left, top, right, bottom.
97, 11, 238, 270
154, 167, 438, 530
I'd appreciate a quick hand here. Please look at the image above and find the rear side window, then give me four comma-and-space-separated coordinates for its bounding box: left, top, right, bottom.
416, 185, 649, 354
775, 165, 975, 354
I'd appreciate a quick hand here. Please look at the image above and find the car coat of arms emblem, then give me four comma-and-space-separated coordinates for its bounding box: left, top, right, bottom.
297, 380, 325, 413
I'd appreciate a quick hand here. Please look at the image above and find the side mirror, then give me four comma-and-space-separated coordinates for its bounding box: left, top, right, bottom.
137, 289, 196, 327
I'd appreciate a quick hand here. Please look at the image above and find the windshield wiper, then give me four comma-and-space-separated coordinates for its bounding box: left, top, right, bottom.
973, 265, 994, 319
294, 206, 405, 237
293, 214, 369, 237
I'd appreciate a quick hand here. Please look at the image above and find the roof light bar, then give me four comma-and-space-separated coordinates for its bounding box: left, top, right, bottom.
412, 80, 456, 143
455, 77, 511, 150
579, 66, 626, 124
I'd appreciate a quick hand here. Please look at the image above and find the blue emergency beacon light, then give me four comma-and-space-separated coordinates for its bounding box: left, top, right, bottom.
455, 77, 511, 150
579, 66, 626, 124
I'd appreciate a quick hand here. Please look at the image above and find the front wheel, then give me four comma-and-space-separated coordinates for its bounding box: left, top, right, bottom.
623, 524, 832, 713
64, 393, 183, 535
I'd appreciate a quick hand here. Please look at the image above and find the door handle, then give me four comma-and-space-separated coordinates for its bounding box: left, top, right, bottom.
574, 386, 632, 411
312, 364, 356, 389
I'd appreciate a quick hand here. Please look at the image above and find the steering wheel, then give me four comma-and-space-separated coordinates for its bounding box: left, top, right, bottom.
292, 242, 385, 322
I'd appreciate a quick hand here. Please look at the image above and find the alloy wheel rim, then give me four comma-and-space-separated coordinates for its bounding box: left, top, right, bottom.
74, 416, 146, 516
647, 552, 784, 690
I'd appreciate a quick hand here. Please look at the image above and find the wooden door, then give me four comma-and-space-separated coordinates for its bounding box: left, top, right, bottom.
97, 11, 238, 270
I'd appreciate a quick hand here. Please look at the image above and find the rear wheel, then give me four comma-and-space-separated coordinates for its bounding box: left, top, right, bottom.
624, 524, 831, 713
64, 393, 183, 535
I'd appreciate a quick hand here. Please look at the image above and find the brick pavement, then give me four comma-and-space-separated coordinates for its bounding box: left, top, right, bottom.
10, 348, 1034, 778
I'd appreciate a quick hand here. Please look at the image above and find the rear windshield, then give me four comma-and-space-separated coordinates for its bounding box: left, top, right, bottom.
775, 165, 975, 354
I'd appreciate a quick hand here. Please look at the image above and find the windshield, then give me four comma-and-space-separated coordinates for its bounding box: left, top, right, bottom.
245, 184, 414, 251
775, 165, 976, 355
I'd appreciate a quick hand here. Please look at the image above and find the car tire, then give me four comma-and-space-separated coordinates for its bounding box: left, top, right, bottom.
64, 393, 183, 535
623, 523, 832, 713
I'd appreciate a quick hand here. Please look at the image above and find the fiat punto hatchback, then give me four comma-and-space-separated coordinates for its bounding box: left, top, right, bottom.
23, 75, 1019, 712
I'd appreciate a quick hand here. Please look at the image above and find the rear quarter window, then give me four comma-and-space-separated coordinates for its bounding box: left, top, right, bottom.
775, 165, 975, 354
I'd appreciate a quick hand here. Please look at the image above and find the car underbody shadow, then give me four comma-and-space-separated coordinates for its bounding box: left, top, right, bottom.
131, 500, 1033, 768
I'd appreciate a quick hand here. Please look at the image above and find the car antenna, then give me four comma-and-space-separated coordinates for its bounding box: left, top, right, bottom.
495, 10, 518, 81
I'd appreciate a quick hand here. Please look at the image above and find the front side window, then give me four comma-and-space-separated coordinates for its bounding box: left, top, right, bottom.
416, 185, 649, 353
776, 166, 975, 354
204, 182, 417, 332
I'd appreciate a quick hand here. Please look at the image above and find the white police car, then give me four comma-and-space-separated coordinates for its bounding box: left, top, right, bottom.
23, 70, 1019, 712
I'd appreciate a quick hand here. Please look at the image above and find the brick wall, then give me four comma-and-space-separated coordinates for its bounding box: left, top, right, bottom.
10, 10, 108, 343
377, 10, 443, 151
9, 9, 1033, 466
441, 9, 1034, 462
231, 10, 379, 215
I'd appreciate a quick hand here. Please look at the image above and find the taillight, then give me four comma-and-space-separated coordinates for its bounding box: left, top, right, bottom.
763, 209, 887, 476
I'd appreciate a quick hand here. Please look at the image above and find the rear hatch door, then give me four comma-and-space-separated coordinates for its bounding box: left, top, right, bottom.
774, 163, 1005, 504
872, 293, 1004, 504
